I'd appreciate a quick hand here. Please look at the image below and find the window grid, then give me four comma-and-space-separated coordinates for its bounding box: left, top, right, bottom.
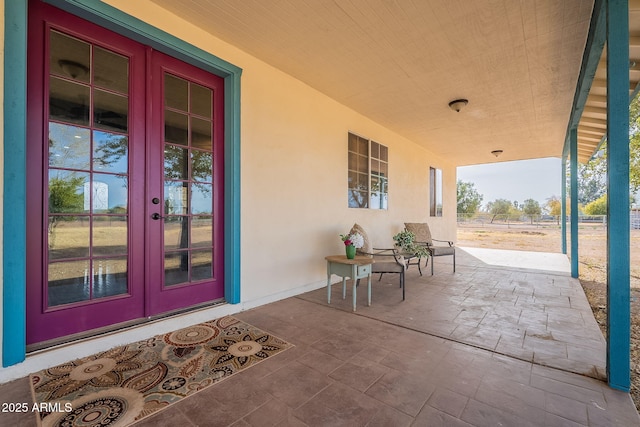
430, 166, 443, 217
348, 132, 388, 209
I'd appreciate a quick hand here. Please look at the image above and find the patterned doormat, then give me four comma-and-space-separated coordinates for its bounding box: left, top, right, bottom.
30, 316, 292, 426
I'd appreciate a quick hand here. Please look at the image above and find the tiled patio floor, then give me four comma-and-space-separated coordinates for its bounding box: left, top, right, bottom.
1, 248, 638, 426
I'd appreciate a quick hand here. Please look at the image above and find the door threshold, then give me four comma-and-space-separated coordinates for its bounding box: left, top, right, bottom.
27, 299, 226, 353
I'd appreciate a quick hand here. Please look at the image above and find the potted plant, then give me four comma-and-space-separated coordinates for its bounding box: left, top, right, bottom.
393, 230, 430, 258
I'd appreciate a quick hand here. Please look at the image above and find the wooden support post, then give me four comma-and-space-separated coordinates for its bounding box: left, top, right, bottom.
606, 0, 631, 392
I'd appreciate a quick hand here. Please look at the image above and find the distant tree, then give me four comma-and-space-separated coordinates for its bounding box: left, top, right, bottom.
570, 94, 640, 205
584, 194, 607, 215
487, 198, 512, 223
546, 196, 566, 224
566, 152, 606, 205
48, 176, 85, 247
628, 94, 640, 194
522, 199, 542, 223
457, 181, 483, 215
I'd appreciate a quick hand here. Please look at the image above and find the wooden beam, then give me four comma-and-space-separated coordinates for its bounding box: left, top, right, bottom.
580, 117, 608, 126
578, 124, 607, 133
587, 94, 608, 103
563, 0, 606, 158
582, 106, 608, 115
577, 135, 603, 142
629, 36, 640, 47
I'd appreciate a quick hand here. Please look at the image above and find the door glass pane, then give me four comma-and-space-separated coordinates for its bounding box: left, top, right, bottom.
94, 47, 128, 93
49, 76, 90, 125
191, 249, 212, 281
49, 123, 90, 170
91, 173, 128, 213
165, 251, 189, 286
46, 29, 130, 309
164, 181, 188, 215
93, 257, 128, 298
191, 216, 212, 248
48, 217, 90, 260
48, 260, 91, 307
93, 216, 127, 256
94, 89, 128, 132
164, 145, 188, 180
191, 183, 212, 214
93, 131, 128, 173
191, 83, 211, 117
191, 118, 211, 150
49, 171, 90, 214
165, 110, 188, 145
162, 72, 216, 289
49, 31, 90, 83
164, 216, 189, 251
165, 74, 188, 111
191, 151, 212, 182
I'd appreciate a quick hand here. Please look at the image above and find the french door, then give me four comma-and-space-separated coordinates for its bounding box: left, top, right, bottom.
26, 2, 224, 345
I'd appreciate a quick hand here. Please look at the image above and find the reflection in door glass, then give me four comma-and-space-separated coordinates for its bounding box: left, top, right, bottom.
163, 72, 215, 286
49, 123, 90, 169
49, 217, 90, 260
47, 28, 130, 307
191, 249, 212, 281
165, 251, 189, 286
93, 257, 128, 298
48, 260, 90, 306
93, 131, 128, 173
49, 76, 90, 126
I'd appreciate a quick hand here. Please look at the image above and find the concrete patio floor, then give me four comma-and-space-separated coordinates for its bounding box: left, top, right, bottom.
1, 247, 638, 426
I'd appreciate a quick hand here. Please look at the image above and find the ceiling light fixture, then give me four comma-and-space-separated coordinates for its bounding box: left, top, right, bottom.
491, 150, 504, 157
448, 98, 468, 112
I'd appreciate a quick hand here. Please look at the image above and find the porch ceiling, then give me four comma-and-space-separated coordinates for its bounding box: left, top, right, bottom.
575, 0, 640, 163
149, 0, 593, 166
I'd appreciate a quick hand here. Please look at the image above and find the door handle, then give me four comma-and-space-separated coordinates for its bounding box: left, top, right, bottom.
151, 213, 164, 220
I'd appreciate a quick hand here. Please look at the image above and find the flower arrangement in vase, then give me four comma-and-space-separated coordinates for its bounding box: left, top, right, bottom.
340, 232, 364, 259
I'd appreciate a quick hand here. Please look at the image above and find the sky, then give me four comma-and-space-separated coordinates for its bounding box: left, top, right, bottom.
457, 157, 562, 209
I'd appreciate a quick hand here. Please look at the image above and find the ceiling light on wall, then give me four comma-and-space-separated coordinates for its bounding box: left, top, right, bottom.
491, 149, 504, 157
448, 98, 468, 112
58, 59, 89, 79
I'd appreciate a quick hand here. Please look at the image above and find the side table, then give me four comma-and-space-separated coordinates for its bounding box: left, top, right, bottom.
325, 255, 374, 311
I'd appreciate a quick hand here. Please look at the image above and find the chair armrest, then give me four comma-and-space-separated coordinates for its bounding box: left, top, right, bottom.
371, 247, 406, 266
432, 238, 454, 247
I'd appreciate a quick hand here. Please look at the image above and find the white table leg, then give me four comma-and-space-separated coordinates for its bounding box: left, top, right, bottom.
327, 262, 332, 304
367, 273, 371, 306
352, 264, 357, 311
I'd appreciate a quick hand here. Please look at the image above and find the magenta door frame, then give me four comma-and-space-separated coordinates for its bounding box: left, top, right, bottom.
145, 51, 225, 315
25, 2, 224, 345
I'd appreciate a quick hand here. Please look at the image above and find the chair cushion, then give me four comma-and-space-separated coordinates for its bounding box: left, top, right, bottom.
429, 246, 455, 256
404, 223, 433, 245
372, 261, 405, 273
350, 223, 372, 255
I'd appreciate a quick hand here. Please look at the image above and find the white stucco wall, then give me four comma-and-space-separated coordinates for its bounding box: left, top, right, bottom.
0, 0, 456, 381
103, 0, 457, 302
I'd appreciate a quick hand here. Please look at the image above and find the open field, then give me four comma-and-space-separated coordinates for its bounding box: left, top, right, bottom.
457, 223, 640, 409
457, 222, 640, 287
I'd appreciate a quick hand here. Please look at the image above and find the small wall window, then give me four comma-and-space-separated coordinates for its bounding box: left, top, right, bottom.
430, 167, 442, 216
348, 132, 388, 209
